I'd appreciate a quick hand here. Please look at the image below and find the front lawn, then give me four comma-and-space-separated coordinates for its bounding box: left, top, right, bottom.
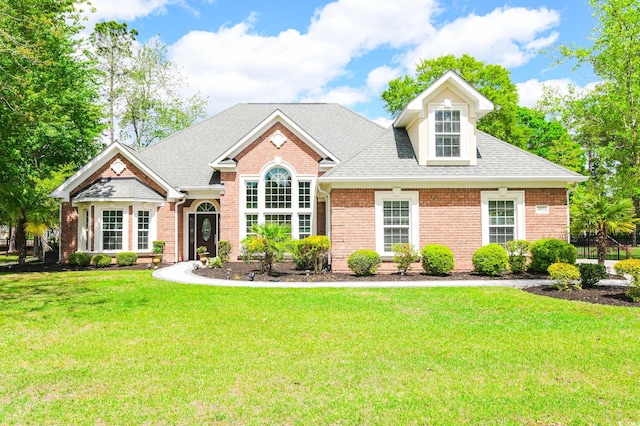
1, 271, 638, 424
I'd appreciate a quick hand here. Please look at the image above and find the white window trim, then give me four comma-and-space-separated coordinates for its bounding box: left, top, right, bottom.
77, 207, 91, 252
481, 190, 526, 246
239, 161, 316, 242
428, 103, 468, 161
95, 206, 128, 253
375, 190, 419, 257
133, 208, 157, 252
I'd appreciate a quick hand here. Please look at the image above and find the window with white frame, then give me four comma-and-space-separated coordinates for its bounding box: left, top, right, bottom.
435, 110, 461, 157
137, 210, 150, 250
102, 210, 123, 251
242, 165, 315, 240
84, 209, 90, 251
375, 191, 419, 256
481, 190, 525, 246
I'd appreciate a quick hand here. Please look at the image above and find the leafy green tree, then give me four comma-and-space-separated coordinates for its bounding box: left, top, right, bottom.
570, 190, 637, 265
241, 223, 291, 274
557, 0, 640, 231
516, 106, 586, 173
90, 21, 138, 145
120, 36, 208, 150
0, 0, 104, 263
381, 54, 526, 147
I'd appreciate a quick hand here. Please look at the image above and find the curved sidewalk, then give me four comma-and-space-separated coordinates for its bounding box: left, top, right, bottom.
152, 261, 624, 288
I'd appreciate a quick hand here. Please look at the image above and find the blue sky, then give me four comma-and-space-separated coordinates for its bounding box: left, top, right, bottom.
83, 0, 599, 126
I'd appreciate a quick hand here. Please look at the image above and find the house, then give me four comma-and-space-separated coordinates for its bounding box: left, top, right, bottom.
51, 71, 587, 271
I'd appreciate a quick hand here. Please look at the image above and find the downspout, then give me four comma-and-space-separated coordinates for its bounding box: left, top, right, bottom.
58, 203, 62, 263
566, 183, 580, 243
316, 184, 331, 264
174, 196, 187, 263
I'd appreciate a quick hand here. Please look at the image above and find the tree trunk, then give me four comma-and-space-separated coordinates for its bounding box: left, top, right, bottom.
633, 196, 639, 247
596, 229, 607, 266
15, 218, 27, 265
8, 227, 16, 253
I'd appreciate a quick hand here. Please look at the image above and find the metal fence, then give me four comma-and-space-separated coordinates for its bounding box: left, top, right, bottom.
570, 233, 634, 261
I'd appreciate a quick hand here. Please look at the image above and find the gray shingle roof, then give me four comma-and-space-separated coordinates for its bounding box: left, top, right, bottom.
137, 103, 388, 188
320, 129, 586, 182
74, 178, 164, 201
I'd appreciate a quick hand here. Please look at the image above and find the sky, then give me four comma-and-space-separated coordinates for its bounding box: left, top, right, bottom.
82, 0, 600, 126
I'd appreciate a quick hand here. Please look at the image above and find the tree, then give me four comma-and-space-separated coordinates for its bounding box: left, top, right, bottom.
381, 54, 526, 147
570, 190, 637, 265
558, 0, 640, 231
119, 36, 208, 150
0, 0, 103, 264
241, 223, 291, 274
90, 21, 138, 145
516, 106, 586, 173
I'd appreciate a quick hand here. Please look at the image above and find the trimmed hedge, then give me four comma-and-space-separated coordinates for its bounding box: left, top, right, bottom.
529, 238, 577, 273
68, 252, 91, 267
421, 244, 454, 275
218, 240, 232, 264
613, 259, 640, 302
116, 252, 138, 266
347, 249, 381, 276
92, 254, 112, 268
472, 244, 508, 276
291, 236, 331, 274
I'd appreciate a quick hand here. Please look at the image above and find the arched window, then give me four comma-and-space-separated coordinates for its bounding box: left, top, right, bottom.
242, 165, 314, 240
265, 167, 291, 209
196, 202, 216, 212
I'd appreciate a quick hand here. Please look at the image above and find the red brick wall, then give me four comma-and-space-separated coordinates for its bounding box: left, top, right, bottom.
220, 123, 323, 259
330, 187, 568, 272
60, 202, 78, 263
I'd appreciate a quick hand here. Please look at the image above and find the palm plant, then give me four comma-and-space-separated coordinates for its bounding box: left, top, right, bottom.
241, 223, 291, 274
0, 184, 57, 265
570, 191, 637, 265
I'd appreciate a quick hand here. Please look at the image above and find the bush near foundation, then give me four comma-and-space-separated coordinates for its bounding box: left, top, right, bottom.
577, 263, 607, 289
92, 254, 112, 268
613, 259, 640, 302
347, 249, 381, 276
116, 252, 138, 266
529, 238, 577, 273
421, 244, 454, 275
472, 244, 508, 276
291, 236, 331, 274
68, 252, 91, 267
548, 262, 581, 291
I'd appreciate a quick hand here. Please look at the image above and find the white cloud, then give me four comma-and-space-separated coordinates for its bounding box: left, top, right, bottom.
516, 78, 601, 107
401, 7, 560, 69
88, 0, 181, 21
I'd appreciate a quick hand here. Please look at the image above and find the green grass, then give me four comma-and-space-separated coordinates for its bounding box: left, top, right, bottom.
0, 254, 18, 263
1, 271, 639, 424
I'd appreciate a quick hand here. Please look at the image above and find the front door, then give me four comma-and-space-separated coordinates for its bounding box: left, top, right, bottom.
189, 213, 217, 259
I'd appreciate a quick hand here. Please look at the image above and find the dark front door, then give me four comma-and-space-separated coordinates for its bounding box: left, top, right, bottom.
190, 213, 217, 259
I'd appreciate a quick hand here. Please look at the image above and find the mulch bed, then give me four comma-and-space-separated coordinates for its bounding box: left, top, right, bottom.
522, 285, 637, 308
0, 261, 169, 273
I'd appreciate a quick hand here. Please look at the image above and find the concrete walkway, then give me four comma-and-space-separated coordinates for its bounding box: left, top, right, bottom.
152, 261, 624, 288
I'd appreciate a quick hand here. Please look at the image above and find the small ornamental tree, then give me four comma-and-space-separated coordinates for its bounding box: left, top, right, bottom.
241, 223, 291, 274
392, 243, 420, 274
504, 240, 531, 274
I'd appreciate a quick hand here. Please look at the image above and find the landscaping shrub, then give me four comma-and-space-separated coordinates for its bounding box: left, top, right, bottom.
347, 249, 381, 276
241, 223, 291, 274
548, 262, 581, 291
472, 244, 508, 276
68, 251, 90, 267
529, 238, 577, 273
392, 243, 420, 274
207, 256, 223, 268
504, 239, 530, 274
218, 240, 232, 264
92, 254, 112, 268
116, 252, 138, 266
613, 258, 640, 302
578, 263, 607, 289
291, 236, 331, 274
421, 244, 454, 275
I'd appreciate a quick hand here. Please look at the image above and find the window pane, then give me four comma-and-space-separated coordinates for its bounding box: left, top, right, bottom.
102, 210, 123, 251
298, 181, 311, 209
384, 228, 409, 252
299, 214, 311, 239
436, 136, 460, 158
265, 214, 292, 234
196, 202, 216, 212
246, 181, 258, 209
265, 167, 291, 209
246, 214, 258, 236
137, 210, 150, 250
489, 227, 514, 245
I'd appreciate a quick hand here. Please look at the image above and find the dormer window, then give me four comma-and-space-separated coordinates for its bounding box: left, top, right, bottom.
435, 110, 461, 158
427, 103, 468, 164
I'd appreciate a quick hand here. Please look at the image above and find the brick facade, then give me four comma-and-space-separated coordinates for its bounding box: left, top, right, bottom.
330, 187, 568, 272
